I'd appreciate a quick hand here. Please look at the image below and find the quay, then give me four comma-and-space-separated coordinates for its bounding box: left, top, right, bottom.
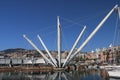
0, 66, 54, 72
0, 61, 98, 72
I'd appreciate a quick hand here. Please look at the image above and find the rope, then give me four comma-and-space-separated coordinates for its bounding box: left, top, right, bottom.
24, 24, 57, 36
113, 13, 120, 46
60, 9, 108, 27
61, 28, 69, 50
75, 12, 107, 23
60, 17, 84, 27
116, 25, 120, 45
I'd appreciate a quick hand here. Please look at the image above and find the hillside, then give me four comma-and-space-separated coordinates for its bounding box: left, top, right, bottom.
0, 48, 42, 58
0, 48, 67, 58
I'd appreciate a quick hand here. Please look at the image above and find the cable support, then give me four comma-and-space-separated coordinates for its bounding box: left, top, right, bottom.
113, 14, 119, 46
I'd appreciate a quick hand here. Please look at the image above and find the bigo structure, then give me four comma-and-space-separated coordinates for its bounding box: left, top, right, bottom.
23, 4, 120, 68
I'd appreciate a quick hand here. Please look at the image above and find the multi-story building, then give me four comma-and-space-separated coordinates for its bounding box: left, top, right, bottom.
95, 46, 120, 64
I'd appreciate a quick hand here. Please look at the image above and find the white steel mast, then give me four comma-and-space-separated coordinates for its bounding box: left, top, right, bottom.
118, 7, 120, 19
67, 4, 118, 64
57, 16, 61, 68
62, 26, 86, 67
23, 35, 56, 67
37, 35, 58, 67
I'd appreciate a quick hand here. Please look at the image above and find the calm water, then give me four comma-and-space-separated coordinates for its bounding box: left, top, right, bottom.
0, 69, 118, 80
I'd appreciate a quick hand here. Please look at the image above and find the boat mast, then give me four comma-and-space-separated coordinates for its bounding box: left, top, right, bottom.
67, 4, 118, 64
118, 7, 120, 19
62, 26, 86, 67
23, 35, 56, 67
57, 16, 62, 68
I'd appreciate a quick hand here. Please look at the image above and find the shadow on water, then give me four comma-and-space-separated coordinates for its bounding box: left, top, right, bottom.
0, 69, 110, 80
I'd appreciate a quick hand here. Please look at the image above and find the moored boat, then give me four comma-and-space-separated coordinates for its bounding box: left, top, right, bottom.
105, 65, 120, 78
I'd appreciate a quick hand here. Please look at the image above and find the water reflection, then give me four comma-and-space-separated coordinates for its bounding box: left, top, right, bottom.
0, 69, 109, 80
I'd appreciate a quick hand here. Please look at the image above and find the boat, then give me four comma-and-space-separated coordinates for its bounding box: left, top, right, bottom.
105, 65, 120, 78
108, 71, 120, 78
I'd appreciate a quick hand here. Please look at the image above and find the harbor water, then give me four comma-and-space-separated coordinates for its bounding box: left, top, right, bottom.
0, 69, 117, 80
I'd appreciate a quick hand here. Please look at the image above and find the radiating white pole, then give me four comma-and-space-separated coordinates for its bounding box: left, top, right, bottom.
67, 4, 118, 64
37, 35, 58, 67
118, 7, 120, 19
62, 26, 86, 67
23, 35, 56, 67
57, 16, 61, 68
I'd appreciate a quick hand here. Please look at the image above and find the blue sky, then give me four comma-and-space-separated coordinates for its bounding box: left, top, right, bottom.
0, 0, 120, 51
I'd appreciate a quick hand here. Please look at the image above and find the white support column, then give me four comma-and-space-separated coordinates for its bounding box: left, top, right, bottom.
67, 4, 118, 64
62, 26, 86, 67
118, 7, 120, 19
57, 16, 61, 68
37, 35, 58, 67
23, 35, 56, 67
